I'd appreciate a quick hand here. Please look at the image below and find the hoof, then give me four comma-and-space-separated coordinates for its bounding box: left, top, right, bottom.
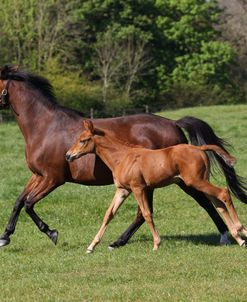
220, 232, 231, 246
86, 248, 93, 254
241, 241, 246, 248
153, 244, 160, 251
48, 229, 58, 245
0, 237, 10, 248
108, 246, 114, 252
108, 239, 126, 249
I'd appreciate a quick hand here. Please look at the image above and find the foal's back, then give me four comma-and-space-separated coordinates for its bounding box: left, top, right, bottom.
114, 144, 209, 189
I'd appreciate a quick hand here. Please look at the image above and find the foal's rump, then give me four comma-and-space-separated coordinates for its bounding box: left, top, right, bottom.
165, 144, 236, 185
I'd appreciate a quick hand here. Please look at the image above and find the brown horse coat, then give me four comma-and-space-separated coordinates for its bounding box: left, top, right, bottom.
0, 65, 246, 248
66, 120, 247, 251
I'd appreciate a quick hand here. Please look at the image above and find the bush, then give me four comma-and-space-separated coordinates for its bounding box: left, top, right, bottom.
158, 81, 245, 109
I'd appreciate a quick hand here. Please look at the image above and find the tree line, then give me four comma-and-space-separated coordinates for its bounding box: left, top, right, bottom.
0, 0, 246, 116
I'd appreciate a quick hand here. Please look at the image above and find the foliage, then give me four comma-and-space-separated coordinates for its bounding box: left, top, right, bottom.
44, 60, 103, 114
0, 0, 246, 113
0, 0, 79, 70
172, 41, 235, 86
1, 105, 247, 301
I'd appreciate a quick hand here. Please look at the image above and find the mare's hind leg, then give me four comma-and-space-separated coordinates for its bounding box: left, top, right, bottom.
190, 180, 245, 247
109, 189, 154, 249
132, 187, 160, 250
86, 188, 130, 253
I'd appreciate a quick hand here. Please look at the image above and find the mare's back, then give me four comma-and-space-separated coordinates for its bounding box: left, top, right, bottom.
93, 114, 187, 149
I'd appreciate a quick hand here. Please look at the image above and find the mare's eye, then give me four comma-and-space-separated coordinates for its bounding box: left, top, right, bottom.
80, 140, 85, 146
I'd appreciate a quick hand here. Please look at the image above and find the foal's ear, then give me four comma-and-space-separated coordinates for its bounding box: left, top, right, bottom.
83, 120, 94, 134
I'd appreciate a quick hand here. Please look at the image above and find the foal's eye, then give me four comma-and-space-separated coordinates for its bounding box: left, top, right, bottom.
80, 140, 85, 145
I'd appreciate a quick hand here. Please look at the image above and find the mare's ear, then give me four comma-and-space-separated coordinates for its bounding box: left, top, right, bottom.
0, 65, 19, 79
83, 120, 95, 134
9, 65, 19, 73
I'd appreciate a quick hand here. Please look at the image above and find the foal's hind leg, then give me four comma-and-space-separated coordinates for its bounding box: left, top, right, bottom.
132, 187, 161, 250
215, 189, 247, 239
177, 180, 230, 245
86, 188, 130, 253
191, 181, 245, 247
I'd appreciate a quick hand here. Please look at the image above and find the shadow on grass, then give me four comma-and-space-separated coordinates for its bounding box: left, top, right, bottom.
128, 232, 235, 246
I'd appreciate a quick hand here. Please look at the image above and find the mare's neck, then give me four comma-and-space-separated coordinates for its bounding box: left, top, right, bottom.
10, 82, 57, 143
94, 134, 131, 172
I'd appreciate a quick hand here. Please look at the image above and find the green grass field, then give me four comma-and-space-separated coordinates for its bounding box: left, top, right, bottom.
1, 104, 247, 301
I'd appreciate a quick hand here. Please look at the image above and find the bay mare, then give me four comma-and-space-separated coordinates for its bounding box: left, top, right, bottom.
0, 65, 247, 248
66, 120, 247, 251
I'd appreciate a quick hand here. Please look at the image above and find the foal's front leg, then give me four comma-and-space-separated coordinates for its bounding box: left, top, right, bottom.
132, 187, 161, 250
86, 188, 130, 253
109, 189, 154, 249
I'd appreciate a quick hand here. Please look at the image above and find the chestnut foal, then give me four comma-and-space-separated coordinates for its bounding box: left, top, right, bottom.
66, 120, 247, 252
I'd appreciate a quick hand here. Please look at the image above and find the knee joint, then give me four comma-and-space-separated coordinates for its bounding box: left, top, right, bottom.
142, 211, 152, 221
219, 188, 231, 204
24, 200, 32, 212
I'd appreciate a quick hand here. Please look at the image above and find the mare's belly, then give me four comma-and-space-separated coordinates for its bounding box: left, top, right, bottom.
68, 154, 114, 185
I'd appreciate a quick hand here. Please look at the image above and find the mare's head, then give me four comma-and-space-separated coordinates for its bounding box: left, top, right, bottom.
66, 120, 102, 162
0, 64, 57, 111
0, 65, 19, 109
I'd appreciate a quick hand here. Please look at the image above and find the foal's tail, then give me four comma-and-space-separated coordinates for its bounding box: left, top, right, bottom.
176, 116, 247, 204
199, 145, 236, 167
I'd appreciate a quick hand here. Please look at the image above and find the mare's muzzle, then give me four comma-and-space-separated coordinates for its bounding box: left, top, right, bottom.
0, 80, 11, 109
0, 88, 9, 108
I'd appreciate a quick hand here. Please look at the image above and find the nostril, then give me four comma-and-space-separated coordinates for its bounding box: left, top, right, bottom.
65, 153, 71, 161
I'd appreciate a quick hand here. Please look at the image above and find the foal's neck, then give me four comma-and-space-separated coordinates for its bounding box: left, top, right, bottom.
94, 134, 132, 172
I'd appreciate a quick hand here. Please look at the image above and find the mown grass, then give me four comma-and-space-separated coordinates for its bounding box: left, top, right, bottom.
1, 104, 247, 301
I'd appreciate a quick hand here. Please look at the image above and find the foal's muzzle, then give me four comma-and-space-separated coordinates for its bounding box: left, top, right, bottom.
65, 153, 75, 162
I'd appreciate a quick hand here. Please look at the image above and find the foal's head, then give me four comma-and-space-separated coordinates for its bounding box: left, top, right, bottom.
66, 120, 101, 162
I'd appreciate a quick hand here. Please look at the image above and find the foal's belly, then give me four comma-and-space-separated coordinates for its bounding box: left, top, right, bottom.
145, 175, 180, 188
140, 152, 179, 188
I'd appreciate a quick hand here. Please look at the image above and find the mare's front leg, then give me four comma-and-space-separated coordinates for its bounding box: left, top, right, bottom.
0, 174, 59, 247
0, 175, 37, 247
132, 187, 161, 250
109, 189, 154, 249
86, 188, 130, 253
23, 175, 60, 244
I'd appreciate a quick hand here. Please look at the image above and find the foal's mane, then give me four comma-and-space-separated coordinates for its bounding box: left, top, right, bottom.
0, 65, 57, 104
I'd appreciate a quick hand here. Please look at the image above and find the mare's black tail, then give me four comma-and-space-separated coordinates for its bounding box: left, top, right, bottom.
176, 116, 247, 204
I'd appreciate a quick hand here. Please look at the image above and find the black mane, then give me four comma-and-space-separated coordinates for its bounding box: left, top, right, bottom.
0, 65, 57, 104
